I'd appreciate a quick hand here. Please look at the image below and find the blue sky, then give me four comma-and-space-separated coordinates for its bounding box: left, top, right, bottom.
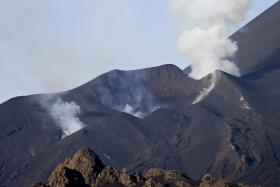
0, 0, 278, 103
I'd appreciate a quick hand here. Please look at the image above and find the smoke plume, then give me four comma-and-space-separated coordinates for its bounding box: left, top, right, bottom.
192, 72, 219, 104
170, 0, 251, 79
95, 70, 159, 118
38, 95, 86, 138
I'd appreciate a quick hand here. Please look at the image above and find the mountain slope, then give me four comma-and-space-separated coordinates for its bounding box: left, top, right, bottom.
1, 62, 280, 187
1, 2, 280, 187
231, 1, 280, 75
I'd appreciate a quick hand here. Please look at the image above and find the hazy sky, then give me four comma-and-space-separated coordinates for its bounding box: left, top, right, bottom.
0, 0, 278, 103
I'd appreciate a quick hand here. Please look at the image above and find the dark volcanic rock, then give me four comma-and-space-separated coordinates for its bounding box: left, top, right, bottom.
48, 148, 105, 186
0, 61, 278, 187
231, 1, 280, 75
146, 64, 201, 98
46, 167, 88, 187
31, 148, 255, 187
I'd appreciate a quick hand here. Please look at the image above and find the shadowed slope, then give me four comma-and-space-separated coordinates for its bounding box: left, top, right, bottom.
231, 1, 280, 75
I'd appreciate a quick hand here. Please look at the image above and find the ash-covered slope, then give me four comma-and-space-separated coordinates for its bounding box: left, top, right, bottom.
0, 64, 201, 187
1, 2, 280, 187
231, 1, 280, 75
0, 62, 279, 187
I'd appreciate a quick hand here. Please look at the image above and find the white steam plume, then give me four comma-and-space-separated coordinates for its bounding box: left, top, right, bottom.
122, 104, 160, 118
95, 70, 160, 118
192, 72, 219, 104
170, 0, 251, 79
122, 104, 144, 118
38, 96, 86, 138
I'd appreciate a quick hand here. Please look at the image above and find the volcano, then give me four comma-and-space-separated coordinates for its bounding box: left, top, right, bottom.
1, 2, 280, 187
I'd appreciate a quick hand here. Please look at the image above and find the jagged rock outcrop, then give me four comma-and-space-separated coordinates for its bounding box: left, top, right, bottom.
51, 148, 105, 186
199, 174, 252, 187
32, 167, 87, 187
31, 148, 256, 187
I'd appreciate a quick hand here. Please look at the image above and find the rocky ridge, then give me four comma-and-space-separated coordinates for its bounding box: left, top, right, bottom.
31, 148, 256, 187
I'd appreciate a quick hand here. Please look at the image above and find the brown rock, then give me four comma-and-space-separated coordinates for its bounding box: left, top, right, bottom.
95, 166, 143, 187
199, 174, 256, 187
145, 168, 194, 187
48, 166, 88, 187
60, 148, 105, 186
32, 148, 257, 187
143, 178, 163, 187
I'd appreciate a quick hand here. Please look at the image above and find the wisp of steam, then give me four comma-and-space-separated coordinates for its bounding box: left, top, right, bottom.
38, 95, 85, 138
170, 0, 251, 79
95, 70, 159, 118
192, 72, 219, 104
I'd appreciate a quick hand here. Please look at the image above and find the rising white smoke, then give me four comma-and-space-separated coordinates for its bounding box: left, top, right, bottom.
170, 0, 251, 79
122, 104, 144, 118
38, 96, 86, 138
192, 72, 218, 104
121, 103, 160, 118
95, 70, 160, 118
